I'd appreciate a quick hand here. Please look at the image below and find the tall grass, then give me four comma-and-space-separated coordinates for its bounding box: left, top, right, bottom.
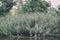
0, 12, 59, 37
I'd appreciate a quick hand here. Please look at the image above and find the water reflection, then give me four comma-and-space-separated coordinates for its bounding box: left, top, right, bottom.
0, 37, 9, 40
0, 37, 59, 40
0, 37, 17, 40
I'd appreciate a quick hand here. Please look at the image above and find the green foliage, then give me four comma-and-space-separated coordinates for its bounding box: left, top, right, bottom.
48, 7, 58, 16
0, 0, 59, 40
0, 0, 14, 15
57, 5, 60, 16
22, 0, 50, 13
57, 5, 60, 10
0, 12, 59, 37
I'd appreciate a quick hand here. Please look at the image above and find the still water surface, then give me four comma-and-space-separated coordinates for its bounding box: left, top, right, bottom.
0, 37, 59, 40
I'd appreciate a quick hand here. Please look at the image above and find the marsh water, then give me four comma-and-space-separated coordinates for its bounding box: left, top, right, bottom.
0, 36, 59, 40
0, 37, 17, 40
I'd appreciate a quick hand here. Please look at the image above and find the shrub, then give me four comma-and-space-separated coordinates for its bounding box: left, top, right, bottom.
57, 5, 60, 16
48, 7, 58, 16
0, 0, 15, 15
0, 12, 59, 37
22, 0, 50, 13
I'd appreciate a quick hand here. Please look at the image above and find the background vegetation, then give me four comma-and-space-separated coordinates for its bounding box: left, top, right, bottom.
0, 0, 60, 40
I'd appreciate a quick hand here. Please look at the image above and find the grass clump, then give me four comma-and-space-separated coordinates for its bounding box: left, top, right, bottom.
0, 12, 58, 37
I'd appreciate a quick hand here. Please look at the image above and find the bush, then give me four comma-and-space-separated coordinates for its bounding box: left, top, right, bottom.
57, 5, 60, 16
48, 7, 58, 16
0, 0, 15, 15
22, 0, 50, 13
0, 12, 59, 37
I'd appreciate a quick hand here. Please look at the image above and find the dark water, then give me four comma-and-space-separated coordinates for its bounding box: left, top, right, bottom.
0, 37, 39, 40
0, 37, 17, 40
0, 37, 59, 40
